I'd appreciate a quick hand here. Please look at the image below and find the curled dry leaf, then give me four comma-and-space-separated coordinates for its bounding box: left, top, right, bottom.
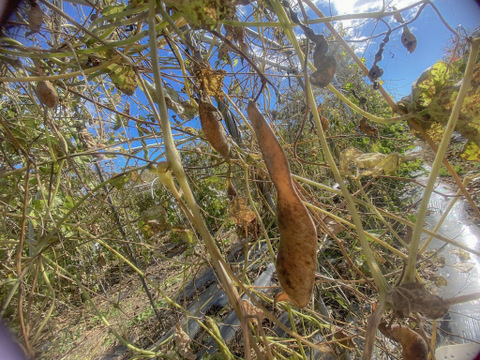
401, 25, 417, 53
316, 105, 329, 131
174, 323, 196, 360
197, 68, 226, 98
199, 97, 231, 160
386, 282, 449, 319
28, 2, 44, 32
229, 197, 256, 226
247, 100, 317, 307
241, 299, 265, 326
340, 147, 405, 178
359, 117, 378, 136
379, 323, 428, 360
35, 81, 59, 108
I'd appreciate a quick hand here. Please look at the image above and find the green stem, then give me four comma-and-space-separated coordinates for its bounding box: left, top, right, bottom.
404, 36, 480, 283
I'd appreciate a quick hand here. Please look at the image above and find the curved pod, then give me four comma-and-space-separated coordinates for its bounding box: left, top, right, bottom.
199, 99, 231, 161
247, 100, 317, 307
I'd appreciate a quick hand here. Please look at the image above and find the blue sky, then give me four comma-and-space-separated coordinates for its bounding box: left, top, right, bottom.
313, 0, 480, 99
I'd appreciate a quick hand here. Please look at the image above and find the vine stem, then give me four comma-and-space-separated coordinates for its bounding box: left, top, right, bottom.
146, 1, 251, 357
403, 36, 480, 283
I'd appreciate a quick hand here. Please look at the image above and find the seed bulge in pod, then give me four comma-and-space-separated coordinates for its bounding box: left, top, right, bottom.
36, 81, 59, 108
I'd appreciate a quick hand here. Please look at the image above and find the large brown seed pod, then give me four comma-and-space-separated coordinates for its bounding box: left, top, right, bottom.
199, 98, 230, 160
35, 81, 59, 108
247, 100, 317, 307
28, 2, 44, 32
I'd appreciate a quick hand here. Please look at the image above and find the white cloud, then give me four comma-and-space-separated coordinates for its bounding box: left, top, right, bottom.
317, 0, 420, 15
314, 0, 422, 56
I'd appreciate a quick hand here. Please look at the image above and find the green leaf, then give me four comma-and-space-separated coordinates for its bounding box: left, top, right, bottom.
108, 63, 137, 96
110, 172, 131, 189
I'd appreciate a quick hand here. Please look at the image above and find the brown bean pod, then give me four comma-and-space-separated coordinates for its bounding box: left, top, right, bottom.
199, 99, 231, 160
247, 100, 317, 307
35, 81, 59, 109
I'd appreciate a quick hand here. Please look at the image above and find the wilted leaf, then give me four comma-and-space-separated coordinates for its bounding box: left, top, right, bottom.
379, 323, 428, 360
333, 328, 356, 350
451, 248, 470, 261
163, 0, 235, 30
340, 147, 405, 177
359, 117, 378, 136
401, 25, 417, 53
461, 142, 480, 161
310, 55, 337, 88
434, 276, 447, 287
386, 283, 449, 319
110, 172, 132, 189
145, 83, 196, 120
412, 62, 452, 107
453, 262, 475, 273
242, 299, 264, 326
323, 216, 343, 235
197, 68, 226, 98
172, 227, 196, 245
108, 63, 137, 95
229, 197, 256, 226
174, 323, 196, 360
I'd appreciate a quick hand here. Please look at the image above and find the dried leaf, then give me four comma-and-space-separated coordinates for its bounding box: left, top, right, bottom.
316, 105, 329, 131
175, 323, 196, 360
359, 117, 378, 136
247, 100, 317, 308
197, 68, 226, 98
229, 197, 256, 226
340, 147, 404, 177
242, 299, 264, 326
379, 323, 428, 360
461, 142, 480, 161
108, 63, 137, 95
323, 216, 343, 236
78, 128, 96, 150
386, 283, 449, 319
434, 276, 447, 287
333, 328, 356, 350
401, 25, 417, 53
36, 81, 59, 108
453, 262, 475, 273
451, 248, 471, 261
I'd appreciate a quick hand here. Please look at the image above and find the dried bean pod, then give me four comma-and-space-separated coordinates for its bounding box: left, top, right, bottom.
28, 2, 43, 32
401, 25, 417, 53
199, 99, 230, 160
36, 81, 59, 108
247, 100, 317, 307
